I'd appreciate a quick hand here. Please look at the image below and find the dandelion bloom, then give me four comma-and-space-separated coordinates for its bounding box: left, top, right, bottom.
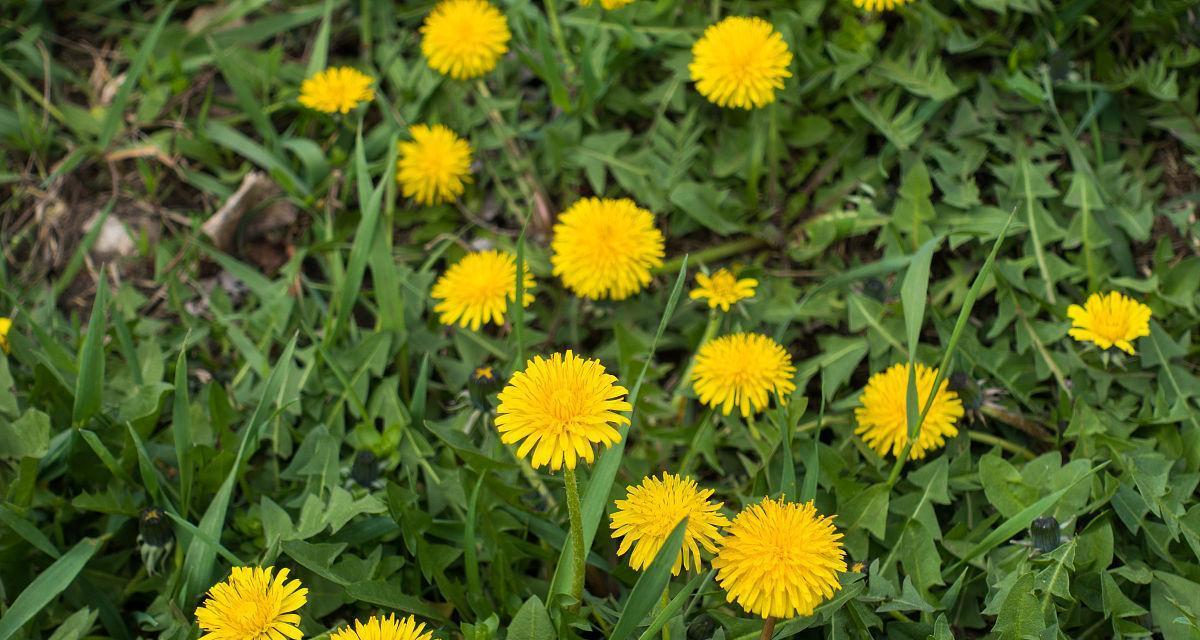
1067, 291, 1151, 355
854, 363, 963, 460
329, 614, 432, 640
0, 317, 10, 354
298, 67, 375, 114
689, 17, 792, 109
496, 351, 631, 470
421, 0, 511, 80
852, 0, 913, 11
580, 0, 635, 8
195, 566, 307, 640
691, 333, 796, 417
713, 497, 846, 619
397, 124, 473, 205
551, 198, 665, 300
610, 473, 731, 575
690, 268, 757, 312
431, 250, 535, 330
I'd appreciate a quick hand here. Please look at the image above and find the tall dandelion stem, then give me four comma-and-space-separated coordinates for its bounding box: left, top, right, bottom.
760, 616, 777, 640
564, 466, 586, 608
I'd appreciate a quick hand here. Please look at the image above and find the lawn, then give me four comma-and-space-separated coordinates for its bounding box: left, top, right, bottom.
1, 0, 1200, 639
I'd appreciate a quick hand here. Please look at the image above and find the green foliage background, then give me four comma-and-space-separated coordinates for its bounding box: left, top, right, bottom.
2, 0, 1200, 638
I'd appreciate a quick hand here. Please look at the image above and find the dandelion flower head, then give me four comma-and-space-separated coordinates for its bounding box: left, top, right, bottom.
610, 473, 731, 575
495, 351, 631, 470
194, 566, 307, 640
1066, 291, 1151, 355
431, 250, 535, 330
691, 333, 796, 417
396, 124, 473, 205
421, 0, 511, 79
713, 497, 847, 619
298, 67, 375, 114
689, 17, 792, 109
853, 362, 964, 460
551, 198, 665, 300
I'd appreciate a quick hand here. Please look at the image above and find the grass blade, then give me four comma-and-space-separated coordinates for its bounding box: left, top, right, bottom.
73, 277, 108, 427
329, 126, 392, 343
635, 570, 710, 640
0, 538, 101, 639
173, 347, 194, 515
900, 236, 938, 443
609, 518, 689, 640
180, 334, 297, 604
305, 0, 336, 77
98, 3, 175, 148
888, 209, 1016, 486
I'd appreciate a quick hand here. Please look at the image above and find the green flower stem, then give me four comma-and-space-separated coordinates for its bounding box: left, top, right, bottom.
563, 466, 586, 609
760, 616, 777, 640
661, 589, 671, 640
671, 308, 722, 413
966, 430, 1036, 460
543, 0, 576, 76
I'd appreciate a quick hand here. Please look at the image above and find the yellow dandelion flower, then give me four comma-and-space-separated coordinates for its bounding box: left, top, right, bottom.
421, 0, 511, 80
195, 566, 307, 640
495, 351, 631, 470
550, 198, 665, 300
691, 333, 796, 417
854, 363, 964, 460
298, 67, 375, 114
852, 0, 913, 12
1067, 291, 1151, 355
431, 250, 535, 330
474, 366, 495, 381
397, 124, 473, 205
713, 497, 847, 619
610, 473, 730, 575
329, 614, 432, 640
0, 317, 11, 354
690, 269, 757, 312
580, 0, 635, 8
689, 17, 792, 110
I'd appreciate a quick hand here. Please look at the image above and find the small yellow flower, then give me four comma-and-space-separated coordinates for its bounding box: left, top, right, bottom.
854, 363, 964, 460
551, 198, 665, 301
329, 614, 432, 640
430, 250, 535, 330
691, 333, 796, 417
397, 124, 473, 205
495, 351, 631, 470
690, 269, 757, 312
852, 0, 913, 11
421, 0, 512, 80
195, 566, 307, 640
298, 67, 375, 114
689, 17, 792, 109
473, 366, 495, 381
1067, 291, 1151, 355
0, 317, 11, 354
610, 473, 731, 575
580, 0, 635, 8
713, 497, 847, 619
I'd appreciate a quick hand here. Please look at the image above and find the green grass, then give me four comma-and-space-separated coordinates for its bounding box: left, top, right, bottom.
3, 1, 1200, 639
